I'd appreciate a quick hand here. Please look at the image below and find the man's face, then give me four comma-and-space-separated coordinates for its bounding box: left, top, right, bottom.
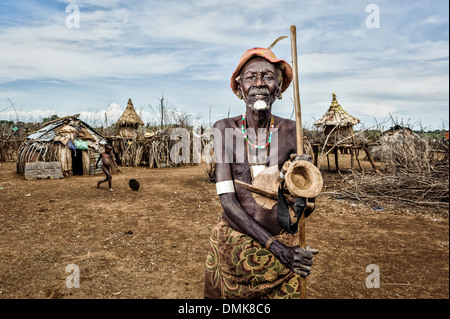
238, 57, 280, 112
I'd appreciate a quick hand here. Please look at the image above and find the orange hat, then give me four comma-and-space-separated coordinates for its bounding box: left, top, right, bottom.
230, 47, 293, 96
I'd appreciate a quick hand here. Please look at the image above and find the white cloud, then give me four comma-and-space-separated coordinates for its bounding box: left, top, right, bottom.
0, 21, 188, 84
0, 0, 448, 130
58, 0, 123, 8
424, 15, 447, 24
79, 102, 122, 126
0, 109, 62, 123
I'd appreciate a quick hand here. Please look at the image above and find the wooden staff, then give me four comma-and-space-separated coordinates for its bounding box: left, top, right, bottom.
290, 24, 307, 299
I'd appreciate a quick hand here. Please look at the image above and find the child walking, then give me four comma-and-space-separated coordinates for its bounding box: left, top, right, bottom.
95, 144, 120, 191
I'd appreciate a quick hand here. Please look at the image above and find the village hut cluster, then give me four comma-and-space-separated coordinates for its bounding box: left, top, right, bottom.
13, 94, 448, 209
309, 93, 449, 208
15, 98, 214, 180
15, 100, 176, 178
107, 98, 205, 169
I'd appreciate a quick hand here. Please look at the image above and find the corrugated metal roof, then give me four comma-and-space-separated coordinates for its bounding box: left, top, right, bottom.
26, 116, 106, 143
27, 121, 62, 141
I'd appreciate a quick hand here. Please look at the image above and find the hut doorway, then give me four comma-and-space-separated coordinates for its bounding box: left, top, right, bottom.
71, 149, 84, 175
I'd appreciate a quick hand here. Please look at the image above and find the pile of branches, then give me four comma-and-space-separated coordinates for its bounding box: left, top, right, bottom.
0, 121, 41, 162
111, 132, 173, 168
112, 138, 145, 167
111, 127, 199, 169
327, 129, 449, 209
145, 134, 173, 168
0, 138, 23, 162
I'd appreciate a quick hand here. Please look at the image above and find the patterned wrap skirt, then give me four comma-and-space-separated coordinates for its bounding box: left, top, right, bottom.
204, 216, 302, 299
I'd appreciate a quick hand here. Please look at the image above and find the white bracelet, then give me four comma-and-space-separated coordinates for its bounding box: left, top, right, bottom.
216, 180, 235, 195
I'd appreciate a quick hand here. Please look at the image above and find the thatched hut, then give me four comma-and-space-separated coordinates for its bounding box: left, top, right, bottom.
370, 125, 425, 161
314, 93, 360, 141
17, 114, 106, 177
115, 98, 144, 138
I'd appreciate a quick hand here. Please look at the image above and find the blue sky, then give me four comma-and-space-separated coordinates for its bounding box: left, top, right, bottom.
0, 0, 448, 130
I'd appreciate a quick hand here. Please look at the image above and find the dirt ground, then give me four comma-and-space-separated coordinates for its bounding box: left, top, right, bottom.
0, 154, 448, 299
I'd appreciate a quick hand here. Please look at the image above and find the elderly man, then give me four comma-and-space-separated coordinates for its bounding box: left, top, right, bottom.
204, 47, 317, 299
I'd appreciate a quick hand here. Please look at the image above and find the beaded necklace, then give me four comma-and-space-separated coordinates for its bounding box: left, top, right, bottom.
241, 112, 274, 149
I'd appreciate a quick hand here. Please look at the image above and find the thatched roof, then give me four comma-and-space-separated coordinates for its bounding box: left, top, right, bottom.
116, 98, 144, 127
314, 93, 360, 127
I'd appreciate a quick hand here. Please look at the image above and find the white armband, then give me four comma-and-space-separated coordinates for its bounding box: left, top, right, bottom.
216, 180, 235, 195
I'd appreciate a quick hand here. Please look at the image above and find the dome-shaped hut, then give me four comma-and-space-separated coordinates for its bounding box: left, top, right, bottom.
17, 114, 106, 178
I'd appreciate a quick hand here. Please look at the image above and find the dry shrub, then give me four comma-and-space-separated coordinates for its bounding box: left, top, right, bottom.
0, 121, 41, 162
329, 128, 449, 210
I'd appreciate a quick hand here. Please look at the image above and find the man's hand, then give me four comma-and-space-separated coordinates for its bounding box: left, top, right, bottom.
271, 241, 318, 277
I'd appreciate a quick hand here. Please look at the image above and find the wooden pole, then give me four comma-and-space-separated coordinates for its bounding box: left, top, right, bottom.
290, 26, 304, 154
290, 24, 307, 299
334, 148, 339, 171
104, 113, 108, 135
160, 95, 164, 130
363, 144, 379, 172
